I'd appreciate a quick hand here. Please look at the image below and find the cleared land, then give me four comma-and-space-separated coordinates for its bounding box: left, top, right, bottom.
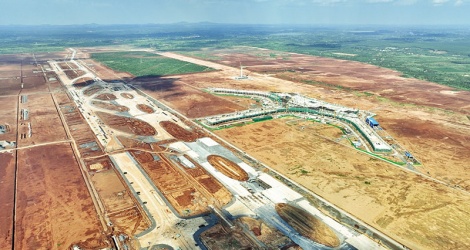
92, 100, 130, 112
96, 111, 156, 136
95, 93, 117, 100
0, 152, 15, 250
55, 92, 104, 158
77, 48, 470, 249
129, 76, 248, 118
216, 118, 470, 249
132, 151, 232, 216
207, 155, 249, 181
15, 143, 107, 249
275, 203, 340, 248
120, 93, 134, 99
200, 223, 254, 250
0, 96, 18, 142
158, 50, 470, 196
237, 217, 293, 248
89, 162, 149, 236
160, 121, 202, 142
17, 93, 68, 147
136, 104, 154, 114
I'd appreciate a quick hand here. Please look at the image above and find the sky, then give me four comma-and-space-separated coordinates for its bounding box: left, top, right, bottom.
0, 0, 469, 26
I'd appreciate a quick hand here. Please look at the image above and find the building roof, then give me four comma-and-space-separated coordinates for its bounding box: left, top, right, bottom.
367, 117, 379, 126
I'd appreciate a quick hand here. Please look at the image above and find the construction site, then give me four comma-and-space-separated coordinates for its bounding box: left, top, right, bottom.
1, 45, 469, 250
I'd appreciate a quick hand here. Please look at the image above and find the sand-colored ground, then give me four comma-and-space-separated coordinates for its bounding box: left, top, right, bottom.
0, 152, 15, 250
90, 166, 150, 236
275, 203, 340, 248
153, 50, 470, 194
15, 143, 108, 249
216, 118, 470, 249
207, 155, 249, 181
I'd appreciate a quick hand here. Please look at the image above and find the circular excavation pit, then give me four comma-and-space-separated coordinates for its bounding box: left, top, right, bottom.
160, 121, 200, 142
275, 203, 340, 248
207, 155, 249, 181
137, 104, 154, 114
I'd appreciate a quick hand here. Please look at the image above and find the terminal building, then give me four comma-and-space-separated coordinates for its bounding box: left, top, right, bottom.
204, 88, 392, 152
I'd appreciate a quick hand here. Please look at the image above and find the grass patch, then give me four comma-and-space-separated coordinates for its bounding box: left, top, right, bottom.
91, 51, 213, 77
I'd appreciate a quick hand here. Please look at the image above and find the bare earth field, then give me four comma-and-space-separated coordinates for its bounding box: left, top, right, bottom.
17, 93, 68, 147
276, 203, 340, 248
96, 111, 156, 136
81, 48, 470, 249
0, 96, 18, 142
157, 50, 470, 194
132, 151, 232, 217
129, 76, 247, 118
216, 118, 470, 249
90, 166, 149, 236
0, 152, 15, 250
55, 91, 104, 158
0, 55, 22, 96
15, 143, 107, 249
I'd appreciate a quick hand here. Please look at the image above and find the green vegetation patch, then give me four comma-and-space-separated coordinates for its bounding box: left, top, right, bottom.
91, 51, 213, 77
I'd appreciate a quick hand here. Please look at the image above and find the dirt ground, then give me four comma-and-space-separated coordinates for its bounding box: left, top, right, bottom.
92, 100, 130, 112
15, 143, 108, 249
121, 93, 134, 99
58, 62, 85, 80
132, 151, 232, 216
207, 155, 249, 181
275, 203, 340, 248
0, 152, 15, 250
80, 48, 470, 249
95, 93, 117, 100
204, 47, 470, 115
0, 96, 18, 142
17, 93, 68, 147
137, 103, 154, 114
90, 166, 149, 236
55, 92, 104, 158
237, 217, 293, 248
96, 111, 156, 136
159, 121, 203, 142
83, 85, 103, 96
129, 76, 248, 118
216, 118, 470, 249
200, 223, 254, 250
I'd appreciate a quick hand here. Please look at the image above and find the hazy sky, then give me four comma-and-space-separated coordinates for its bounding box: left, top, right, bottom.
0, 0, 469, 26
